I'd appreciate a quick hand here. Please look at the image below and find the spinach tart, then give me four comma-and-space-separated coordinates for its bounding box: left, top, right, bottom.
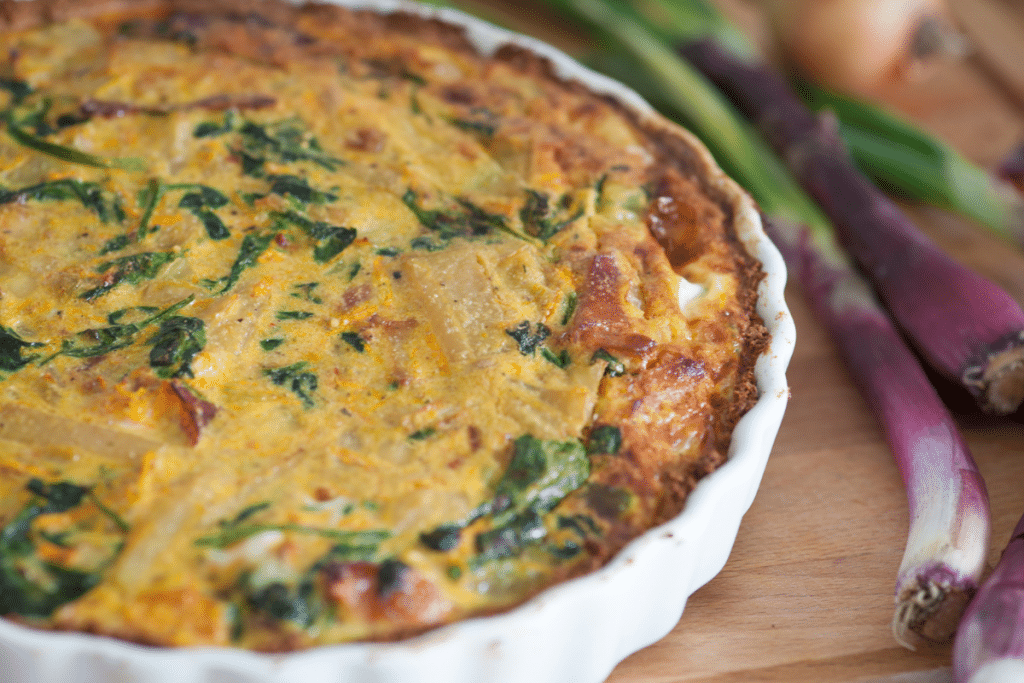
0, 0, 768, 651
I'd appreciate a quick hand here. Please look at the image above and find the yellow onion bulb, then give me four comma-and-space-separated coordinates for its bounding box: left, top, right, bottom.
762, 0, 966, 97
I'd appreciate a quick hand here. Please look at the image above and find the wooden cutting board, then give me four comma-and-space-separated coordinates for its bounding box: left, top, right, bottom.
459, 0, 1024, 680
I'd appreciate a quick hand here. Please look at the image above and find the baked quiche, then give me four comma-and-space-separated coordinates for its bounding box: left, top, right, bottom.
0, 0, 767, 650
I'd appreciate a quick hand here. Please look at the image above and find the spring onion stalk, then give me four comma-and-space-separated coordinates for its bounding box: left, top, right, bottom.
953, 511, 1024, 682
544, 0, 992, 644
654, 17, 1024, 415
767, 211, 991, 649
799, 83, 1024, 247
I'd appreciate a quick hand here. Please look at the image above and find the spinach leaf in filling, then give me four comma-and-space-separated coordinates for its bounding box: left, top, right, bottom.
474, 508, 546, 562
237, 120, 344, 173
339, 331, 365, 352
263, 362, 318, 409
260, 338, 285, 351
273, 210, 357, 264
178, 184, 231, 240
402, 190, 523, 242
541, 347, 571, 368
0, 479, 127, 617
290, 282, 322, 303
3, 111, 144, 170
420, 436, 592, 566
196, 522, 389, 550
505, 321, 549, 356
242, 578, 320, 628
493, 435, 589, 518
79, 251, 179, 301
52, 296, 195, 360
0, 178, 124, 223
203, 230, 277, 293
194, 115, 344, 175
519, 189, 583, 242
585, 425, 622, 455
0, 78, 31, 106
0, 326, 43, 373
99, 178, 165, 255
147, 316, 206, 378
560, 292, 578, 326
591, 348, 626, 377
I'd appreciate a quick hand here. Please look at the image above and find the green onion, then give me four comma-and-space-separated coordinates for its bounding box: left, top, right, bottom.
676, 30, 1024, 415
765, 212, 991, 648
799, 82, 1024, 247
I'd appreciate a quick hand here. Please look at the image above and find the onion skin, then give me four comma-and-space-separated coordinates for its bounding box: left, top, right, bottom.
761, 0, 964, 97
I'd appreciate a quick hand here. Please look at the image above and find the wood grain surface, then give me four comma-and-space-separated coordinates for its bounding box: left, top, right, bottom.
462, 0, 1024, 681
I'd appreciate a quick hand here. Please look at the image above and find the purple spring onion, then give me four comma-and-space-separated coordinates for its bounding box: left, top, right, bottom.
766, 213, 991, 648
679, 35, 1024, 416
953, 511, 1024, 682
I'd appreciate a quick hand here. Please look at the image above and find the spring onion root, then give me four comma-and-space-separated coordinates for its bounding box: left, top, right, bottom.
890, 467, 990, 647
677, 35, 1024, 415
953, 512, 1024, 682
